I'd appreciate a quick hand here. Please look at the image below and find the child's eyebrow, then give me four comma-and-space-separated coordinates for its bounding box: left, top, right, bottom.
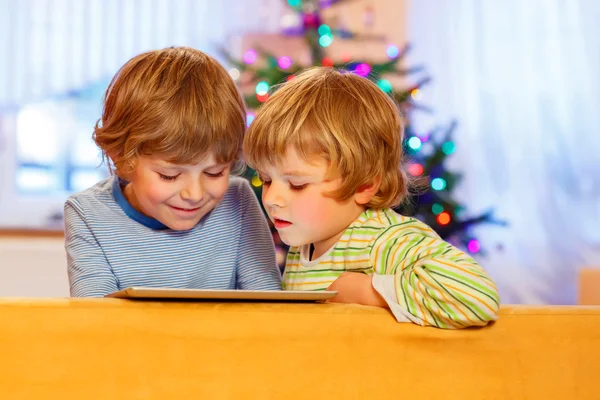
282, 170, 312, 177
154, 162, 179, 169
154, 161, 224, 169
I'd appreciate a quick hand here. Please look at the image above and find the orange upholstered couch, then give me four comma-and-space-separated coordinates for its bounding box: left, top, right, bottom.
1, 299, 599, 399
579, 267, 600, 305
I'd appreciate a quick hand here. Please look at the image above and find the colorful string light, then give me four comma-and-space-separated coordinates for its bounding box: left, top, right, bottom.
318, 24, 331, 36
467, 239, 481, 253
322, 57, 334, 67
246, 113, 255, 127
228, 68, 240, 81
243, 49, 257, 64
319, 34, 333, 47
278, 56, 292, 69
417, 132, 430, 142
431, 177, 447, 191
256, 93, 269, 103
255, 81, 270, 96
442, 141, 456, 155
377, 79, 392, 93
386, 45, 399, 59
410, 89, 422, 100
408, 137, 422, 151
408, 163, 424, 176
355, 63, 371, 77
436, 212, 451, 225
432, 203, 444, 215
251, 175, 263, 187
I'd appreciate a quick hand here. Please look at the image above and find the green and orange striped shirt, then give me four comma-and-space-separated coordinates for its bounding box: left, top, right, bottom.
283, 208, 500, 329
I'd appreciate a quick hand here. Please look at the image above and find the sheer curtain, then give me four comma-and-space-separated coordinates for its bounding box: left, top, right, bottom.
407, 0, 600, 304
0, 0, 284, 108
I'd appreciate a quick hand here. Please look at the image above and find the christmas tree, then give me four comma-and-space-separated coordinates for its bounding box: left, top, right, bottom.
223, 0, 503, 264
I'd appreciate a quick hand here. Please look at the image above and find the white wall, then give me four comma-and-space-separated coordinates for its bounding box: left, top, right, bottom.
0, 237, 69, 297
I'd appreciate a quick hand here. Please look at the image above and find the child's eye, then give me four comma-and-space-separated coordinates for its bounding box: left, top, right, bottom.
158, 173, 179, 181
289, 183, 308, 191
205, 171, 225, 178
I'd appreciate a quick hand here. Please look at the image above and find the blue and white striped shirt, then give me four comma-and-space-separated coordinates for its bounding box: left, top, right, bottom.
65, 176, 282, 297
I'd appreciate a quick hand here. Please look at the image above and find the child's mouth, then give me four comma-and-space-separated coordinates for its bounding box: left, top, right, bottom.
273, 218, 292, 229
170, 205, 201, 213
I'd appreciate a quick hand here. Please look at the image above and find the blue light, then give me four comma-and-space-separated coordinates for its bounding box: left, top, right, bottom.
319, 35, 333, 47
386, 45, 399, 59
408, 137, 422, 150
318, 24, 331, 36
442, 141, 456, 155
432, 203, 444, 215
377, 79, 392, 93
255, 81, 270, 95
431, 178, 447, 191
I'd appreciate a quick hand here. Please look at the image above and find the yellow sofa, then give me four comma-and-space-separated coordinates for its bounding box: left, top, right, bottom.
1, 299, 599, 399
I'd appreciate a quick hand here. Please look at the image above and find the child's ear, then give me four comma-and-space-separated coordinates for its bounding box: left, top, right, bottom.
353, 176, 381, 205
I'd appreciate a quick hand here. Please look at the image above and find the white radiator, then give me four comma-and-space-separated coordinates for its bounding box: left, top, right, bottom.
0, 238, 69, 297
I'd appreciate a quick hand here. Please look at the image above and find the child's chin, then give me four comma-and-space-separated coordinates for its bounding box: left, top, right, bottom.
278, 235, 309, 248
162, 219, 200, 231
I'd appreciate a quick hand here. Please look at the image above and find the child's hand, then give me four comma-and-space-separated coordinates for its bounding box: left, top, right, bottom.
327, 272, 388, 308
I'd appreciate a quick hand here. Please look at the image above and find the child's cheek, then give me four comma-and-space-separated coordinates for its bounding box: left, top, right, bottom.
295, 193, 329, 226
146, 183, 174, 204
212, 176, 230, 201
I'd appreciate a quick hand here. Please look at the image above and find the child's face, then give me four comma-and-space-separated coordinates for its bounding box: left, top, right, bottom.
259, 148, 366, 259
123, 153, 231, 231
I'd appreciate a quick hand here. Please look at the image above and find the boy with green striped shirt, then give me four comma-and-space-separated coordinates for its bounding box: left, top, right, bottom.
243, 67, 499, 328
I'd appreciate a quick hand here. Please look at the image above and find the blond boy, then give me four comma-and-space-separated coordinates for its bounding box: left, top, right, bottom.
244, 67, 499, 328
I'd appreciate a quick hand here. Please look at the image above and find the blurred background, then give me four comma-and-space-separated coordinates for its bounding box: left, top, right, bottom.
0, 0, 598, 303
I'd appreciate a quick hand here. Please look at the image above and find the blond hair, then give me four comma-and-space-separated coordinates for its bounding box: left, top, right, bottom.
244, 67, 408, 209
94, 46, 246, 177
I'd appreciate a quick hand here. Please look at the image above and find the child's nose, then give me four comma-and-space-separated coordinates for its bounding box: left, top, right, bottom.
263, 183, 285, 208
180, 181, 204, 203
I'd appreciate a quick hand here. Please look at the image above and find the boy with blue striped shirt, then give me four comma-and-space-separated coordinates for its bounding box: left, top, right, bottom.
65, 47, 281, 297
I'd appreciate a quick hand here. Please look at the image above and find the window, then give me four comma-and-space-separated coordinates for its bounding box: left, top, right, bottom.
15, 82, 108, 195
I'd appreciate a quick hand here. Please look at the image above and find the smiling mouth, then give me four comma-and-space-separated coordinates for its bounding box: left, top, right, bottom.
170, 205, 201, 212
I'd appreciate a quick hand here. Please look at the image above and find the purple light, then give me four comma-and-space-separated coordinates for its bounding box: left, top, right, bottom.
278, 56, 292, 69
355, 63, 371, 77
467, 239, 481, 253
417, 132, 430, 142
243, 49, 257, 64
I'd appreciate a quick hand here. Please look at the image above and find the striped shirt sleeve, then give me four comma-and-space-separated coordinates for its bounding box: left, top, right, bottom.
371, 230, 500, 329
234, 180, 282, 290
64, 200, 119, 297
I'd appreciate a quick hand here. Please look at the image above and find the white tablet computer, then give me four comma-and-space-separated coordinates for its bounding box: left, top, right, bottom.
105, 287, 338, 302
